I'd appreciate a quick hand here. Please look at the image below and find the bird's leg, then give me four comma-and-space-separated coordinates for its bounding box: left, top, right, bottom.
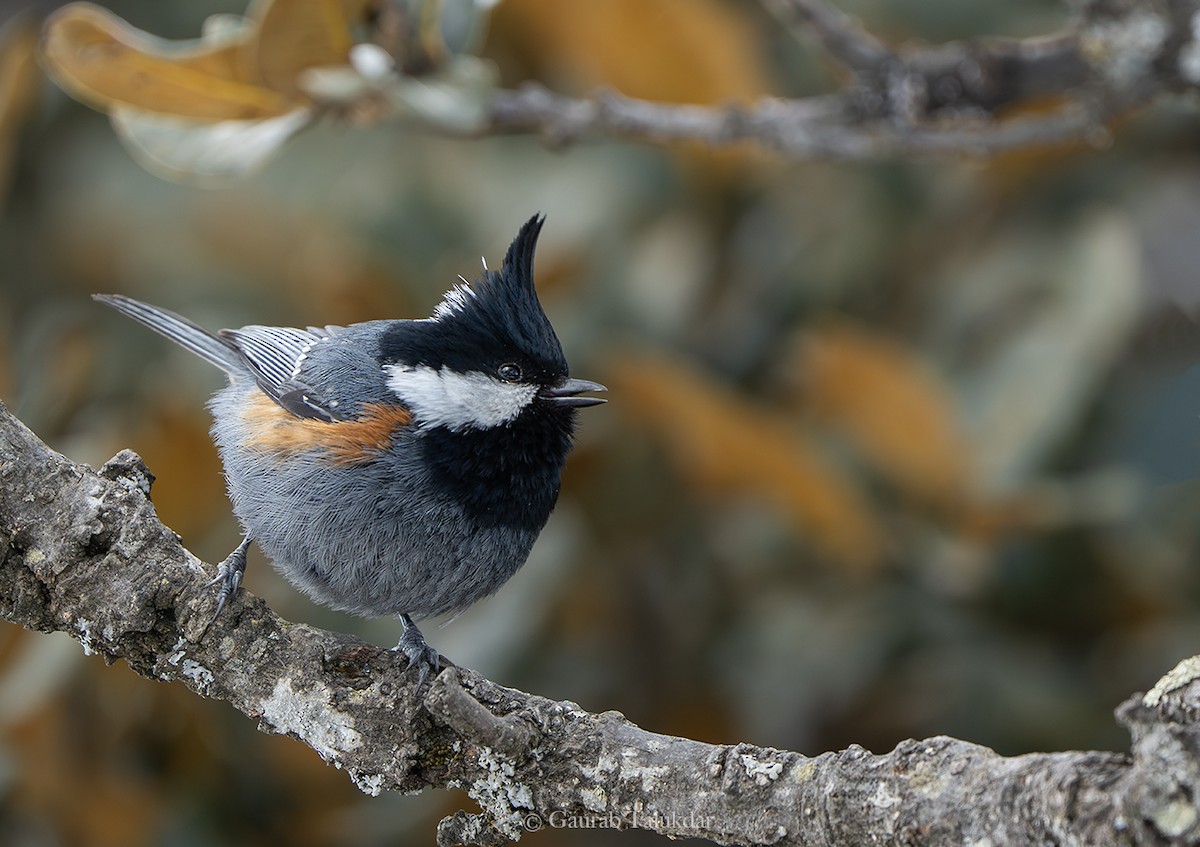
397, 613, 441, 687
204, 535, 250, 631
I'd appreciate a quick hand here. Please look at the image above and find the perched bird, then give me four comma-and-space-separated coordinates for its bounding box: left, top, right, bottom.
95, 215, 605, 682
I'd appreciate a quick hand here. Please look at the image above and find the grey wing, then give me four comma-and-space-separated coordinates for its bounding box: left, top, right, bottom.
220, 325, 344, 421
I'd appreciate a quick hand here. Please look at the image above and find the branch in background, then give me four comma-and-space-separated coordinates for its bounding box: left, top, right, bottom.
3, 405, 1200, 846
30, 0, 1195, 181
485, 0, 1198, 159
487, 84, 1107, 158
762, 0, 897, 74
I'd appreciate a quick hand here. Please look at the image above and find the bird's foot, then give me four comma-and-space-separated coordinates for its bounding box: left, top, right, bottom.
397, 614, 441, 687
202, 536, 250, 634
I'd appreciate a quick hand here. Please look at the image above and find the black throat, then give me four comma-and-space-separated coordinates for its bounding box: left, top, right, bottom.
418, 405, 577, 530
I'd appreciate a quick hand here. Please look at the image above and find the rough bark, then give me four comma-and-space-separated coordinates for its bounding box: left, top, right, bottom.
3, 403, 1200, 846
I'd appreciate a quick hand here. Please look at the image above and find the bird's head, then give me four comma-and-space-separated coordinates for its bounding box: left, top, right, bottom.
380, 215, 605, 433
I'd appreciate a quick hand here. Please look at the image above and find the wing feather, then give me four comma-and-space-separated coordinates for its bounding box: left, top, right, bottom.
220, 325, 339, 421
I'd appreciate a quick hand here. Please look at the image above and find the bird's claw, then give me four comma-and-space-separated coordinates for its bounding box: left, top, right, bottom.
397, 614, 441, 688
202, 536, 250, 635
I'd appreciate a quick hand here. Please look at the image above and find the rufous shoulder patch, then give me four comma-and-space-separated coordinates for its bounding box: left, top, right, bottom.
241, 393, 412, 465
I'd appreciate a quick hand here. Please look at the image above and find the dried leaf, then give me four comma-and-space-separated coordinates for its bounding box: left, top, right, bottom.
495, 0, 770, 104
613, 354, 884, 569
0, 14, 41, 201
246, 0, 377, 95
799, 323, 969, 504
42, 3, 299, 120
41, 1, 509, 180
110, 105, 311, 182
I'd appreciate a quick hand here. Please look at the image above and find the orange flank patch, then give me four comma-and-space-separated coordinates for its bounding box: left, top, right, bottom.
241, 393, 411, 465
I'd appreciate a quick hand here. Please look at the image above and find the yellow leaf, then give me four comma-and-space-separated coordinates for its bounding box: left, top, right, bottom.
41, 3, 300, 120
246, 0, 378, 96
612, 354, 884, 569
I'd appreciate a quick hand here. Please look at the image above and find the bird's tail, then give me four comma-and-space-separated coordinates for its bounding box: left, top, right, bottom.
93, 294, 244, 374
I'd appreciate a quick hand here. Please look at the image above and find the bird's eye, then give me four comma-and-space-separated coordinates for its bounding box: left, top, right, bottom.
497, 363, 523, 382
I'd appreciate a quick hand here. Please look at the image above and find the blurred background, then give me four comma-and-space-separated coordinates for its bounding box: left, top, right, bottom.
2, 0, 1200, 844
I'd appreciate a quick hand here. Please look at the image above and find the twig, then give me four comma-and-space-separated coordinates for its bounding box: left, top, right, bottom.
487, 84, 1107, 159
480, 0, 1193, 160
761, 0, 896, 73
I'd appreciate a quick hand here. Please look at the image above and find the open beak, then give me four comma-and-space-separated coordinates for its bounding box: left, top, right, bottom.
542, 378, 607, 408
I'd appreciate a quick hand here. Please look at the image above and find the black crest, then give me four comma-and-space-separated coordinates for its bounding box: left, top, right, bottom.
381, 215, 568, 379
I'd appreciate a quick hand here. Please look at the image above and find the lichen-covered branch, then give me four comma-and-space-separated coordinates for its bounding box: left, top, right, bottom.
2, 398, 1200, 846
483, 0, 1200, 158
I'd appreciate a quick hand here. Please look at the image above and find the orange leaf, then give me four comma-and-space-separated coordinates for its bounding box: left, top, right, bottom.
41, 3, 300, 120
0, 14, 42, 200
0, 15, 40, 137
799, 323, 969, 505
495, 0, 771, 104
612, 354, 884, 569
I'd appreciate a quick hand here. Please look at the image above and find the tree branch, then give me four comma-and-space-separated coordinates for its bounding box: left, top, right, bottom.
2, 398, 1200, 845
486, 84, 1108, 158
761, 0, 897, 74
482, 0, 1200, 158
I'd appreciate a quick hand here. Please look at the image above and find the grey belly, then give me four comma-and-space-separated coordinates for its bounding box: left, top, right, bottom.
214, 453, 529, 618
237, 481, 535, 619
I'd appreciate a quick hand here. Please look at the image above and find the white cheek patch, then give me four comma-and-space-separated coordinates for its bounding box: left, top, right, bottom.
384, 364, 538, 431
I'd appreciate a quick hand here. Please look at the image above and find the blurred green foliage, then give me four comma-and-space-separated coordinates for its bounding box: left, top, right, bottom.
3, 1, 1200, 845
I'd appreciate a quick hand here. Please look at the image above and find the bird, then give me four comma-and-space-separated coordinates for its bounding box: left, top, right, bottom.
94, 214, 605, 683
